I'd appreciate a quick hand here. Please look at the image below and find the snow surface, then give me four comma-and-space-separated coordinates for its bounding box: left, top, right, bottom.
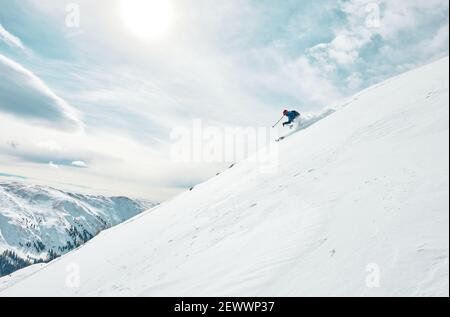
1, 57, 448, 297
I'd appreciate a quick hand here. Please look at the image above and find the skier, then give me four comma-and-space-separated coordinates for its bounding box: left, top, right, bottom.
282, 109, 301, 127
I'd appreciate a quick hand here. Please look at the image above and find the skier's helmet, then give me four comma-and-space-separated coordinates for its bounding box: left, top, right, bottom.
283, 109, 289, 115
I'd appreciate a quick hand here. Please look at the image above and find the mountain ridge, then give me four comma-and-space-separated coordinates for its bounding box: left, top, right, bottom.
0, 181, 157, 276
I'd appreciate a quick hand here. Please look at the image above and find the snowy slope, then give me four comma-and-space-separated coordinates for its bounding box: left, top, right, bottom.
1, 57, 448, 297
0, 182, 156, 276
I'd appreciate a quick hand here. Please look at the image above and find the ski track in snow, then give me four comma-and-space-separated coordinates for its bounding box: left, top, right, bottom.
0, 57, 449, 297
277, 108, 337, 141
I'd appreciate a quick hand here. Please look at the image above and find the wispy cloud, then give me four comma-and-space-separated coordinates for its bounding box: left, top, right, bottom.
0, 24, 25, 51
0, 54, 82, 130
306, 0, 449, 91
422, 23, 450, 58
0, 172, 27, 180
71, 161, 88, 168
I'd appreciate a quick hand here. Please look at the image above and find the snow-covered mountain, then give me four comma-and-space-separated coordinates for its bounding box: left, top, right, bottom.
0, 181, 156, 277
1, 57, 448, 296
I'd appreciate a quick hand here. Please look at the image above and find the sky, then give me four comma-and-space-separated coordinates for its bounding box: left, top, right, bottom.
0, 0, 449, 201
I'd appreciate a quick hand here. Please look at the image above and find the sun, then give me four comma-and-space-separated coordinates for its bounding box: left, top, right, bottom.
120, 0, 174, 40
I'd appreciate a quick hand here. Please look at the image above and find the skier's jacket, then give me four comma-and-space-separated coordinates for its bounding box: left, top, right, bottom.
285, 111, 300, 123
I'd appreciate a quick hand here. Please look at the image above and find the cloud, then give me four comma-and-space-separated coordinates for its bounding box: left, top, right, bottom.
0, 172, 27, 180
307, 1, 376, 67
308, 0, 449, 68
0, 54, 82, 130
48, 161, 59, 169
71, 161, 88, 168
0, 24, 25, 51
375, 0, 449, 39
422, 23, 449, 57
346, 73, 363, 91
0, 110, 223, 201
308, 30, 371, 66
280, 56, 343, 105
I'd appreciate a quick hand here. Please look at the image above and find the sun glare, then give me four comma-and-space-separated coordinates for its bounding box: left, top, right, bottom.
120, 0, 174, 40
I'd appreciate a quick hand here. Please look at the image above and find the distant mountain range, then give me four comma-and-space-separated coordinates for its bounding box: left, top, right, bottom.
0, 181, 157, 276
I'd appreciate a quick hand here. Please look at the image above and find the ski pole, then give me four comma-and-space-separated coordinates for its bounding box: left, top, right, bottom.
272, 116, 284, 128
